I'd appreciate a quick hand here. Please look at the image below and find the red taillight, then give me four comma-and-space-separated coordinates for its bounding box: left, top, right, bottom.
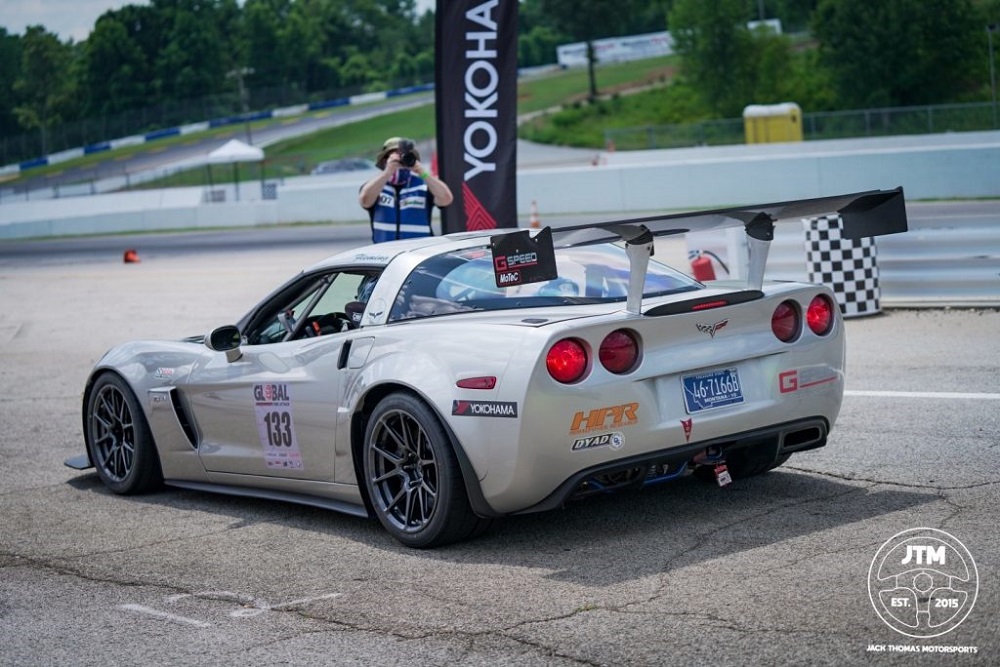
771, 300, 800, 342
807, 294, 835, 335
599, 329, 639, 374
547, 338, 588, 383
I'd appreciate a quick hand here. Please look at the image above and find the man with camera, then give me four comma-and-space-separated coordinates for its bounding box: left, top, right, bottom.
359, 137, 454, 243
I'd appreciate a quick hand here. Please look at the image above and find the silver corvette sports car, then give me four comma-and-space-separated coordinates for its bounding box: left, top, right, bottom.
67, 188, 907, 547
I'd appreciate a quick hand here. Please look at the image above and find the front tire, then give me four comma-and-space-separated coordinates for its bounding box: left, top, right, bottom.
85, 373, 163, 494
363, 393, 486, 548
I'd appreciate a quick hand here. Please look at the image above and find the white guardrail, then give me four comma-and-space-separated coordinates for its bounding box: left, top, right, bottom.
1, 132, 998, 307
687, 204, 1000, 309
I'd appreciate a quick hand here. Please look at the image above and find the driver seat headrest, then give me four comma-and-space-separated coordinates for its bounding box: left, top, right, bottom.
344, 301, 366, 328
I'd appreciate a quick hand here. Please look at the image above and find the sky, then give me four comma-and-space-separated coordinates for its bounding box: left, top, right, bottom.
1, 0, 437, 42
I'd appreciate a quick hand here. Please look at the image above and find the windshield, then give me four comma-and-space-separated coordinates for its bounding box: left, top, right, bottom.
388, 243, 700, 322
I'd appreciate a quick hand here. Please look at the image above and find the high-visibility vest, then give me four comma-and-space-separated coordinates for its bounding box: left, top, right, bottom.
369, 174, 433, 243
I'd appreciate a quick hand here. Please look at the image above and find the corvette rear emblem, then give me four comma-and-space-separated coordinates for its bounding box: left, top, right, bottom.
696, 319, 729, 338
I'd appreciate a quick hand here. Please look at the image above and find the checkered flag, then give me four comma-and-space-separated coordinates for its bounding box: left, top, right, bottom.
804, 215, 880, 317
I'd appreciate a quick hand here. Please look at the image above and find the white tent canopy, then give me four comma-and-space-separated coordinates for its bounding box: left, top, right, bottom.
205, 139, 264, 200
207, 138, 264, 163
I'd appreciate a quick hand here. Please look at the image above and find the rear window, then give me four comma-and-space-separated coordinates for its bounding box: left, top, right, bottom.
388, 243, 699, 322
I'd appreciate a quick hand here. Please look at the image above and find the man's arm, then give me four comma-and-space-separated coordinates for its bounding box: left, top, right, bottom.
359, 152, 402, 209
415, 160, 454, 207
359, 169, 393, 209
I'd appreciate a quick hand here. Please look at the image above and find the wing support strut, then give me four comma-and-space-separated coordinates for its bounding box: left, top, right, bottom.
610, 224, 654, 314
546, 187, 908, 315
744, 212, 776, 291
602, 216, 777, 314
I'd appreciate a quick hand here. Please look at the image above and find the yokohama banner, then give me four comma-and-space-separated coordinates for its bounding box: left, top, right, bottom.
435, 0, 519, 233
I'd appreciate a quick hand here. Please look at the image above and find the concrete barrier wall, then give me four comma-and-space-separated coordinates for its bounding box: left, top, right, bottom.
2, 132, 999, 240
2, 134, 997, 306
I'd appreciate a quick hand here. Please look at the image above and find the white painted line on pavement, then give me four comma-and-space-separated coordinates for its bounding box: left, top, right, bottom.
846, 390, 1000, 400
120, 603, 212, 628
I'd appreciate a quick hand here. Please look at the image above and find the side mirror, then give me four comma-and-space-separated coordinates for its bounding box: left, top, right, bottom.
207, 325, 243, 362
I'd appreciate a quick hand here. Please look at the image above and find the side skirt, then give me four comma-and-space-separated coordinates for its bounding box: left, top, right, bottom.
165, 479, 371, 518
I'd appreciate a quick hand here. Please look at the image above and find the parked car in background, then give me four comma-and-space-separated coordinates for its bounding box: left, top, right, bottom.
311, 157, 378, 176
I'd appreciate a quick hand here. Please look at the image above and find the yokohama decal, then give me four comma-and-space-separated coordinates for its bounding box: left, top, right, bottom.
435, 0, 518, 233
452, 400, 519, 417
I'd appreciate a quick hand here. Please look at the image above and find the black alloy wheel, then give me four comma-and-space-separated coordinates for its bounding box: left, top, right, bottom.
363, 392, 488, 548
85, 373, 162, 494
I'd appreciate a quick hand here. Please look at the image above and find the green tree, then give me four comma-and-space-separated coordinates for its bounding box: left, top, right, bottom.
758, 0, 819, 32
12, 26, 75, 153
538, 0, 643, 99
154, 0, 233, 104
83, 17, 150, 116
814, 0, 983, 108
242, 0, 287, 93
518, 0, 567, 67
669, 0, 756, 116
0, 28, 24, 139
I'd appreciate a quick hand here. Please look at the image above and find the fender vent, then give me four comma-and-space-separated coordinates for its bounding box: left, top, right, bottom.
169, 388, 199, 449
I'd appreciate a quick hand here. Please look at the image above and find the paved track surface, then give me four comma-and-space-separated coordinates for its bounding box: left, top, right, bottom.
1, 234, 997, 666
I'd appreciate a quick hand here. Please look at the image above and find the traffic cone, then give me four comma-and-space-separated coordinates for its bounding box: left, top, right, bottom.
529, 200, 541, 228
123, 249, 140, 263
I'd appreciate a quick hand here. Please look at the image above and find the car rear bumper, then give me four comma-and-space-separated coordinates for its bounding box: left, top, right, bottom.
513, 416, 828, 515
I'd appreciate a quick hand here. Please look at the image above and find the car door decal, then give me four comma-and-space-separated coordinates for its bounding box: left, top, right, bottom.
253, 383, 304, 470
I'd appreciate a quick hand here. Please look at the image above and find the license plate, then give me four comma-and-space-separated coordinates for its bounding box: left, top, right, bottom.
682, 368, 744, 413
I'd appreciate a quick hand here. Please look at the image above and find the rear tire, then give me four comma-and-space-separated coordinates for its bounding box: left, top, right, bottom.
362, 392, 488, 548
84, 373, 163, 494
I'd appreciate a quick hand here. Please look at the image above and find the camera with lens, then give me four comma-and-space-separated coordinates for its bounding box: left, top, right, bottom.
398, 139, 418, 168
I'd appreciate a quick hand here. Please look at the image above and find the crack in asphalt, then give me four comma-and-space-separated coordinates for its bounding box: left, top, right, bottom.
785, 465, 1000, 490
285, 605, 607, 666
0, 549, 604, 665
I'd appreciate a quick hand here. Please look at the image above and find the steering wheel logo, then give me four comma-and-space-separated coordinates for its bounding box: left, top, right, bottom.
868, 528, 978, 638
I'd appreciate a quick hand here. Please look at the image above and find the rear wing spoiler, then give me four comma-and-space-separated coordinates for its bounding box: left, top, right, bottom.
546, 187, 908, 314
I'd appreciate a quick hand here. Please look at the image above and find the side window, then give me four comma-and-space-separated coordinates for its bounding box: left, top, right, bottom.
244, 271, 379, 345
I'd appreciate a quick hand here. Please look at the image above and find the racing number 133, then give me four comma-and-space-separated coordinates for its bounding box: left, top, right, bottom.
262, 410, 293, 447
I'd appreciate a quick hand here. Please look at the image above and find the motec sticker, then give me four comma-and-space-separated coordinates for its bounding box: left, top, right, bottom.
570, 403, 639, 435
452, 400, 518, 418
490, 227, 557, 288
253, 383, 303, 469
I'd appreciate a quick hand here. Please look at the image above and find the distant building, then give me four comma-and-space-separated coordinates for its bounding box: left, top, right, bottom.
556, 31, 674, 68
556, 20, 784, 69
747, 19, 783, 34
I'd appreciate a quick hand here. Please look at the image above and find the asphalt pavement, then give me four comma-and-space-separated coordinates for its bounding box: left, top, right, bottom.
0, 236, 997, 666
